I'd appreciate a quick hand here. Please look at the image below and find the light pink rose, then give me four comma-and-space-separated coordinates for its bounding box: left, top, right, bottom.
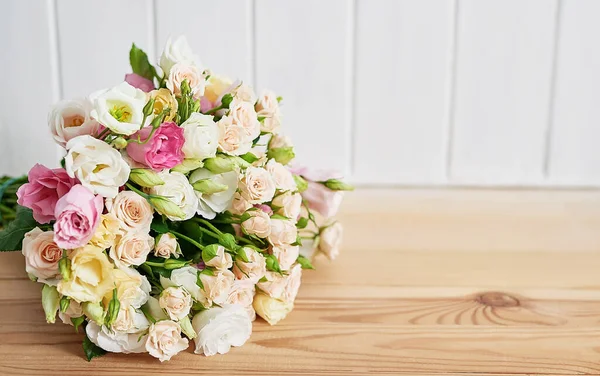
21, 228, 62, 283
257, 264, 302, 304
125, 73, 155, 93
53, 185, 103, 249
126, 122, 185, 171
292, 167, 344, 219
271, 244, 299, 271
17, 164, 79, 224
166, 63, 205, 99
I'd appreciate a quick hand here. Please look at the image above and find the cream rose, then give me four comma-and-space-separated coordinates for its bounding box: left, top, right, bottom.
271, 244, 299, 271
257, 264, 302, 304
65, 135, 130, 198
90, 82, 150, 135
90, 213, 121, 249
233, 248, 266, 283
107, 268, 151, 309
229, 99, 260, 139
180, 113, 219, 161
255, 90, 279, 115
192, 304, 252, 356
318, 222, 343, 260
241, 210, 271, 238
105, 190, 153, 233
21, 228, 62, 284
217, 115, 253, 156
229, 192, 252, 215
49, 98, 101, 148
272, 192, 302, 220
58, 245, 114, 303
112, 305, 151, 333
189, 169, 238, 220
232, 83, 257, 103
110, 232, 154, 268
166, 62, 206, 98
160, 287, 192, 321
260, 111, 282, 134
58, 299, 83, 325
148, 171, 199, 221
154, 233, 181, 258
204, 245, 233, 270
269, 134, 292, 149
197, 269, 235, 308
160, 35, 200, 76
253, 293, 293, 325
203, 74, 233, 104
226, 280, 256, 320
168, 266, 202, 301
149, 88, 178, 121
268, 218, 297, 246
145, 320, 189, 362
266, 159, 296, 192
239, 167, 276, 204
87, 321, 148, 354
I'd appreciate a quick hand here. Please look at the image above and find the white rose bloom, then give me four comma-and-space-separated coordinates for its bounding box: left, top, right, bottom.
198, 269, 235, 307
226, 280, 256, 321
204, 245, 233, 270
189, 168, 238, 219
271, 244, 300, 271
58, 300, 83, 325
266, 159, 296, 192
110, 232, 154, 268
154, 233, 181, 259
105, 190, 154, 233
166, 62, 206, 98
113, 268, 152, 309
65, 135, 131, 198
192, 304, 252, 356
146, 320, 189, 362
268, 218, 297, 246
272, 192, 302, 220
229, 99, 260, 139
160, 35, 200, 76
159, 287, 192, 321
112, 305, 151, 333
49, 98, 101, 148
148, 171, 199, 221
217, 115, 252, 156
241, 210, 271, 238
239, 167, 276, 204
168, 266, 202, 302
181, 113, 219, 161
90, 82, 150, 135
86, 321, 148, 354
255, 90, 279, 116
261, 111, 282, 134
232, 83, 257, 103
269, 134, 293, 149
318, 222, 343, 260
253, 293, 293, 325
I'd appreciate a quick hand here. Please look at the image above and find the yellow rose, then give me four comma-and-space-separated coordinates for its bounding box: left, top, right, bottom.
149, 88, 178, 121
58, 245, 115, 303
253, 293, 293, 325
204, 74, 233, 104
90, 213, 121, 249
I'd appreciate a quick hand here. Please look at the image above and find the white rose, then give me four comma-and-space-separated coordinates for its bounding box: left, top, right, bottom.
217, 115, 252, 156
229, 99, 260, 139
272, 192, 302, 220
65, 135, 131, 198
226, 280, 256, 321
271, 244, 299, 271
145, 320, 189, 362
49, 98, 100, 148
266, 159, 296, 192
105, 190, 153, 233
241, 210, 271, 238
112, 305, 151, 333
180, 113, 218, 161
318, 222, 343, 260
269, 134, 292, 149
159, 287, 192, 321
257, 264, 302, 304
253, 293, 293, 325
154, 233, 181, 259
229, 192, 252, 215
233, 248, 266, 283
268, 218, 297, 246
86, 321, 148, 354
192, 304, 252, 356
90, 82, 149, 135
168, 266, 202, 301
239, 167, 276, 204
21, 228, 61, 284
58, 300, 83, 325
160, 35, 200, 76
204, 245, 233, 270
189, 169, 238, 219
255, 90, 279, 115
166, 63, 206, 98
110, 232, 154, 268
232, 83, 257, 103
148, 171, 199, 221
198, 269, 235, 308
260, 111, 282, 134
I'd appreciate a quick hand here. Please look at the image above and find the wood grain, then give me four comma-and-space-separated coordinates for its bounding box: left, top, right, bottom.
2, 189, 600, 375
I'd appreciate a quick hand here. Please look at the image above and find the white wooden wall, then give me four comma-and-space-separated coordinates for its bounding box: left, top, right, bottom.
1, 0, 599, 188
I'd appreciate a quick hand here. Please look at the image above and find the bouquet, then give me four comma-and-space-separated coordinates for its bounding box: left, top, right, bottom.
0, 35, 352, 362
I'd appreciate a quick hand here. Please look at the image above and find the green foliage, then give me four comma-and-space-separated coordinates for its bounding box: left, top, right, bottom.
129, 43, 157, 81
0, 206, 36, 251
83, 333, 107, 362
297, 255, 315, 270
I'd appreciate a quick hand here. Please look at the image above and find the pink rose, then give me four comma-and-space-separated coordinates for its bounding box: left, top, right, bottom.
125, 73, 154, 93
17, 164, 79, 224
126, 122, 185, 171
292, 167, 344, 219
53, 185, 103, 249
254, 204, 273, 215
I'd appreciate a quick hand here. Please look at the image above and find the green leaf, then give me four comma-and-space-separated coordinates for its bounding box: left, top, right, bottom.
267, 147, 295, 165
270, 214, 289, 221
71, 316, 85, 333
265, 254, 281, 273
83, 333, 107, 362
0, 206, 36, 251
240, 152, 259, 164
323, 179, 354, 191
151, 215, 169, 234
297, 255, 315, 270
129, 43, 157, 81
296, 217, 309, 229
202, 244, 219, 263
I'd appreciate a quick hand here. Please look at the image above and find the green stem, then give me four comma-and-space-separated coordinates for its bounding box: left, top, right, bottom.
204, 104, 224, 115
235, 236, 255, 246
144, 261, 165, 268
140, 304, 157, 324
194, 225, 220, 239
96, 127, 111, 140
170, 231, 206, 251
194, 218, 223, 235
0, 204, 15, 214
125, 183, 149, 199
127, 126, 159, 145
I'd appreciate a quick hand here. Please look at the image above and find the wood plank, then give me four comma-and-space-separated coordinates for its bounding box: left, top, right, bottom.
450, 0, 557, 185
548, 0, 600, 185
254, 0, 352, 174
353, 0, 453, 184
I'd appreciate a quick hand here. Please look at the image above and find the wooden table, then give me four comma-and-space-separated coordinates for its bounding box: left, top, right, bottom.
2, 189, 600, 375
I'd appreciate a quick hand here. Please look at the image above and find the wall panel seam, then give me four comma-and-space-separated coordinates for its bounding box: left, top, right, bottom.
444, 0, 460, 183
346, 0, 357, 178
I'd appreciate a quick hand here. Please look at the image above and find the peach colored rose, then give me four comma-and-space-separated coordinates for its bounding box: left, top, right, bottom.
154, 233, 181, 259
105, 191, 153, 233
226, 279, 256, 321
268, 218, 297, 246
272, 191, 302, 220
166, 62, 205, 98
239, 167, 276, 204
241, 210, 271, 238
257, 264, 302, 304
21, 228, 62, 284
110, 232, 154, 268
198, 269, 235, 308
229, 192, 252, 215
145, 320, 189, 362
229, 99, 260, 139
266, 159, 296, 192
159, 287, 192, 321
271, 244, 299, 271
318, 222, 343, 260
233, 248, 266, 284
217, 115, 252, 156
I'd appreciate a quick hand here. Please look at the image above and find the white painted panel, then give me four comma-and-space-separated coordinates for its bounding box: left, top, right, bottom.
155, 0, 252, 83
450, 0, 557, 185
548, 0, 600, 186
0, 0, 58, 175
57, 0, 152, 99
255, 0, 352, 174
353, 0, 454, 184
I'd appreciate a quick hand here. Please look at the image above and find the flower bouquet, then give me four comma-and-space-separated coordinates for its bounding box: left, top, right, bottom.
0, 36, 352, 361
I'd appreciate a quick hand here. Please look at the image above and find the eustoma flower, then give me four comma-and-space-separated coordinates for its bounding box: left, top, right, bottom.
126, 122, 185, 171
53, 184, 103, 249
192, 304, 252, 356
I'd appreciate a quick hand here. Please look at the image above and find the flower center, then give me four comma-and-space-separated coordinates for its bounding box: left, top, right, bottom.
64, 114, 85, 128
108, 102, 133, 123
